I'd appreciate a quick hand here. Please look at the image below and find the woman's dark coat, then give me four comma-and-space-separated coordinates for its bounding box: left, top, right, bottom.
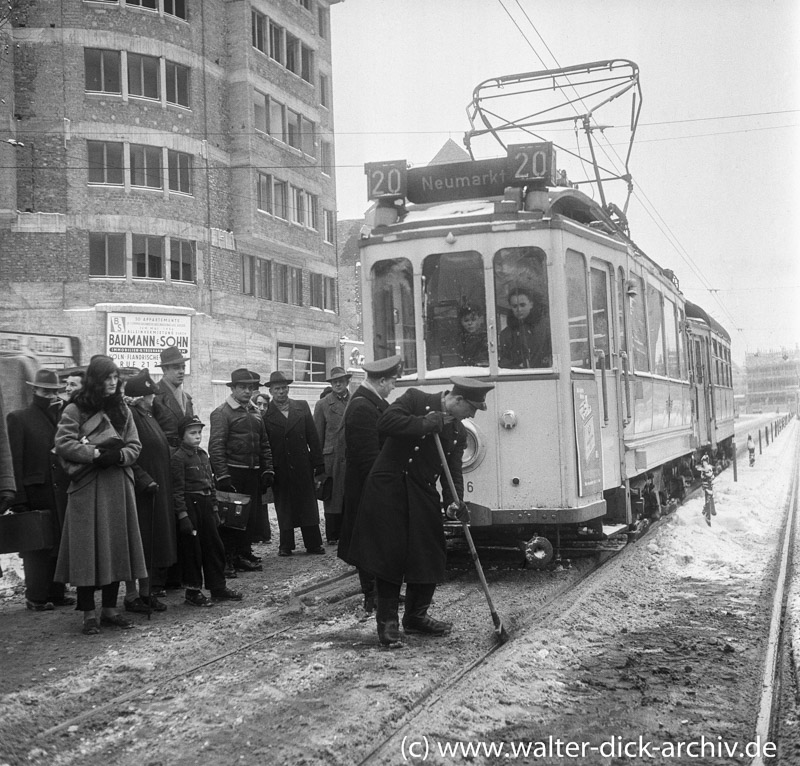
129, 401, 177, 571
263, 399, 324, 530
336, 385, 388, 565
349, 388, 465, 585
498, 313, 552, 368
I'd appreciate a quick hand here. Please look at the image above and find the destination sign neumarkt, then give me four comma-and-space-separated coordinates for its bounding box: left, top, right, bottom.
406, 158, 511, 204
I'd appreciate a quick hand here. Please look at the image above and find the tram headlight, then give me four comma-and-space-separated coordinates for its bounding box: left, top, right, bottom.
461, 419, 486, 473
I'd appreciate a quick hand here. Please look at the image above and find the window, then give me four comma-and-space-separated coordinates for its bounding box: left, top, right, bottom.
274, 262, 288, 302
321, 140, 333, 175
617, 267, 628, 364
278, 342, 327, 383
269, 21, 284, 64
269, 98, 285, 142
318, 5, 329, 39
301, 45, 314, 83
664, 297, 680, 378
170, 238, 194, 282
590, 264, 611, 368
298, 0, 312, 10
372, 258, 416, 373
273, 180, 288, 219
289, 266, 302, 305
168, 150, 191, 194
629, 274, 649, 372
89, 233, 125, 277
323, 209, 335, 244
310, 273, 324, 308
319, 72, 330, 108
128, 53, 159, 99
287, 109, 302, 150
646, 282, 666, 375
257, 258, 272, 300
242, 254, 255, 295
254, 91, 268, 134
424, 251, 487, 370
130, 144, 163, 189
566, 251, 590, 369
290, 187, 317, 228
495, 247, 551, 369
84, 49, 121, 94
132, 235, 164, 279
127, 0, 157, 8
165, 61, 189, 107
163, 0, 186, 19
310, 274, 334, 310
257, 173, 273, 213
324, 276, 335, 311
87, 141, 123, 185
285, 33, 299, 74
301, 116, 315, 157
252, 10, 267, 53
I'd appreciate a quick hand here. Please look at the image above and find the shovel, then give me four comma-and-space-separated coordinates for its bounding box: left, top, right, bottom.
433, 432, 510, 645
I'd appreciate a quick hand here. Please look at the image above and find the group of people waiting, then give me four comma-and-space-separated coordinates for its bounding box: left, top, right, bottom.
1, 346, 495, 647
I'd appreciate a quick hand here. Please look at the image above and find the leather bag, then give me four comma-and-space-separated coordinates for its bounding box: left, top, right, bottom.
216, 490, 251, 531
59, 412, 124, 480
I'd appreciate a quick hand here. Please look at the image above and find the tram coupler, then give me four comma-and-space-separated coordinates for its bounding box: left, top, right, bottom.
521, 535, 554, 569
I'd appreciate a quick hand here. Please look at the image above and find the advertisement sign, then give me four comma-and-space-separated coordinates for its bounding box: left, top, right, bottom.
573, 380, 602, 496
106, 313, 191, 373
0, 331, 77, 360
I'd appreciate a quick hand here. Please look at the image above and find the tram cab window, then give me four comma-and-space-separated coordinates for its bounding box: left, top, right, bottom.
566, 252, 591, 369
590, 264, 612, 369
617, 267, 629, 364
629, 274, 649, 372
422, 251, 487, 370
646, 282, 666, 376
494, 247, 551, 369
664, 297, 680, 379
371, 258, 417, 373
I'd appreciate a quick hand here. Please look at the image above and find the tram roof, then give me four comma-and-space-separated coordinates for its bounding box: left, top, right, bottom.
685, 300, 731, 342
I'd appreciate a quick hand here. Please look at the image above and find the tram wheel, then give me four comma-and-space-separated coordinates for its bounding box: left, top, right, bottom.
523, 536, 554, 569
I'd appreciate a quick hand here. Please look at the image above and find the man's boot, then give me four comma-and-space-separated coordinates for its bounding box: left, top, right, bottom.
375, 595, 403, 648
402, 583, 452, 636
358, 569, 376, 614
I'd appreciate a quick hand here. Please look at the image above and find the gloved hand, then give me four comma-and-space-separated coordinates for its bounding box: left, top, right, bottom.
145, 482, 159, 494
422, 411, 450, 433
445, 500, 470, 523
216, 477, 237, 493
177, 515, 195, 536
0, 491, 15, 514
260, 471, 275, 491
212, 505, 223, 527
94, 447, 123, 468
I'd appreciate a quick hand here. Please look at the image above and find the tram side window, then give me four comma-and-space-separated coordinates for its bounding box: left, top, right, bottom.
565, 252, 591, 369
646, 282, 666, 376
494, 247, 551, 369
371, 258, 416, 373
678, 309, 687, 381
617, 267, 628, 363
422, 251, 487, 370
630, 274, 649, 372
664, 297, 680, 379
590, 265, 611, 369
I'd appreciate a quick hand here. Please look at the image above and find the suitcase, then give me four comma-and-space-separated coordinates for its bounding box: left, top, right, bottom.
0, 510, 55, 554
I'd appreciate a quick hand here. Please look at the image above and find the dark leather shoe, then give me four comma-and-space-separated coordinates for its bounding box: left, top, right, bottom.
244, 552, 262, 564
124, 597, 151, 614
26, 599, 54, 612
234, 556, 263, 572
278, 548, 293, 557
306, 547, 326, 555
82, 617, 100, 635
100, 613, 135, 629
51, 596, 77, 607
211, 587, 243, 601
402, 614, 453, 636
377, 617, 403, 648
185, 590, 214, 607
141, 595, 167, 612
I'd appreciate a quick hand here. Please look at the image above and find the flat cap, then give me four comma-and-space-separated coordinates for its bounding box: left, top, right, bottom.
179, 415, 206, 437
362, 354, 402, 378
450, 376, 494, 410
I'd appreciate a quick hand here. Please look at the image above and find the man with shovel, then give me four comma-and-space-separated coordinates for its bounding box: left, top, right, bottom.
349, 376, 494, 648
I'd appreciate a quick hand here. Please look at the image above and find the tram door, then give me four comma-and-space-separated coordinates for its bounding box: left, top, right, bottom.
692, 337, 712, 445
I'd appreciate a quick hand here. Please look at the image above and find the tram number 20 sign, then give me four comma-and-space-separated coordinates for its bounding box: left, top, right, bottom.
507, 142, 557, 185
365, 160, 408, 200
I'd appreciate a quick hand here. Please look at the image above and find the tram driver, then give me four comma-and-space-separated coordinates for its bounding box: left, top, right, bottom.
498, 285, 552, 368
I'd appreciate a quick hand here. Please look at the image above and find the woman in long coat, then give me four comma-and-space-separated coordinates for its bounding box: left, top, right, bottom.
55, 355, 147, 635
124, 369, 177, 612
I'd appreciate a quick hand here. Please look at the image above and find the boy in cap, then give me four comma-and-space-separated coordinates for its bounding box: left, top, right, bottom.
349, 375, 494, 647
171, 415, 242, 606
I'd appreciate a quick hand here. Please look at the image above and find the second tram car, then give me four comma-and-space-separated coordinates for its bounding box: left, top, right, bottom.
358, 61, 734, 565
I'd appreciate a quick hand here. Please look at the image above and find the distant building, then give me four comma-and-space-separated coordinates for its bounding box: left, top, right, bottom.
745, 348, 800, 414
0, 0, 341, 413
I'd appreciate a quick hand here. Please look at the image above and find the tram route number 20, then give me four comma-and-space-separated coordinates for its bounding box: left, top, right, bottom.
507, 142, 556, 184
365, 160, 408, 200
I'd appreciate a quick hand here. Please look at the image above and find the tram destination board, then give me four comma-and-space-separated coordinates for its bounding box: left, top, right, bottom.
365, 143, 556, 204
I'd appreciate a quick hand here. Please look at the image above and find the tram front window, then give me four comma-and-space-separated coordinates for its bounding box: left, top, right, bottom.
423, 251, 487, 370
371, 258, 417, 373
495, 247, 551, 369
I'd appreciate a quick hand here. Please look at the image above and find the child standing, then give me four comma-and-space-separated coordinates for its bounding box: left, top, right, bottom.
171, 415, 242, 606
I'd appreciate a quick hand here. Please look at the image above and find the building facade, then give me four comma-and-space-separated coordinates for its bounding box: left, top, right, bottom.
745, 348, 800, 414
0, 0, 341, 414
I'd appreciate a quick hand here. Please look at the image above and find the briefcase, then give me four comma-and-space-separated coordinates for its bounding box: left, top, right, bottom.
0, 510, 55, 554
216, 491, 251, 531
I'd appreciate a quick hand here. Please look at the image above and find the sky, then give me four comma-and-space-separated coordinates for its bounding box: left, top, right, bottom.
329, 0, 800, 366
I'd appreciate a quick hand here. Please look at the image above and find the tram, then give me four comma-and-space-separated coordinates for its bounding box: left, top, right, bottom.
358, 61, 733, 565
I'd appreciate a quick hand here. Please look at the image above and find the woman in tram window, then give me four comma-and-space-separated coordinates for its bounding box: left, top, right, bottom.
498, 286, 552, 368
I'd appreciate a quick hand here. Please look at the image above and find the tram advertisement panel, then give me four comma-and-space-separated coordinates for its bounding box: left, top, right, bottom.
573, 381, 602, 496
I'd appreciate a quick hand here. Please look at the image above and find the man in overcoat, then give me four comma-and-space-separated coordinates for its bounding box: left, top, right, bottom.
153, 347, 193, 448
263, 371, 325, 556
350, 376, 494, 647
337, 355, 401, 611
313, 366, 351, 544
6, 369, 72, 609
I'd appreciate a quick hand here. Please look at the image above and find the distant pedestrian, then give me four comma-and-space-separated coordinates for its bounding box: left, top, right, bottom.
263, 371, 325, 556
699, 454, 716, 526
209, 369, 274, 573
747, 434, 755, 467
172, 415, 242, 606
153, 347, 193, 449
337, 355, 401, 613
313, 366, 352, 544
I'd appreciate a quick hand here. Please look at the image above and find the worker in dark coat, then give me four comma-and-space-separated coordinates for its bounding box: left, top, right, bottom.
263, 371, 325, 556
350, 376, 494, 648
6, 369, 72, 609
313, 366, 351, 544
152, 347, 193, 449
337, 355, 401, 612
123, 369, 177, 613
498, 286, 552, 368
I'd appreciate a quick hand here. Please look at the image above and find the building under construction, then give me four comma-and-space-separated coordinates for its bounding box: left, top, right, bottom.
745, 348, 800, 414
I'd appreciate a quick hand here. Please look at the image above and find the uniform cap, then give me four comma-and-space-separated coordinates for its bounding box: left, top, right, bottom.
179, 415, 205, 437
326, 366, 352, 382
26, 369, 65, 390
450, 376, 494, 410
124, 368, 156, 397
361, 354, 403, 378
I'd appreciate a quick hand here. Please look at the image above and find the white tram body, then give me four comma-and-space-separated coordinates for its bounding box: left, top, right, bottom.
359, 177, 733, 545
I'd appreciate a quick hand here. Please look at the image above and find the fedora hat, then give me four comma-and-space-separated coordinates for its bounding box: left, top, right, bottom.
326, 366, 352, 383
156, 347, 190, 367
26, 369, 65, 390
267, 370, 293, 386
226, 368, 263, 388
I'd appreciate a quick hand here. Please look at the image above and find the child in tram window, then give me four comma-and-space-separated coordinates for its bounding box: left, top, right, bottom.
458, 304, 489, 366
